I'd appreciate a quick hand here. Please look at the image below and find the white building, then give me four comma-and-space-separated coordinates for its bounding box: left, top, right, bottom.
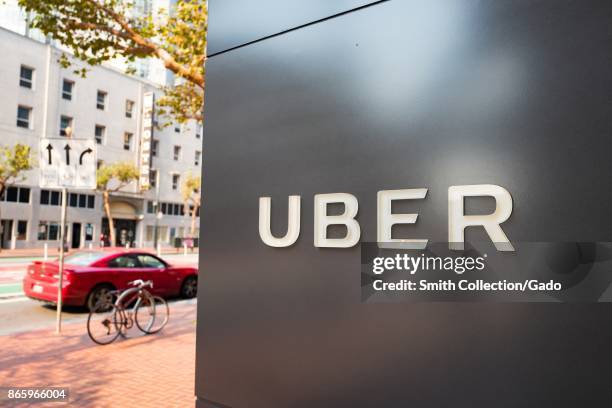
0, 27, 202, 250
0, 0, 177, 86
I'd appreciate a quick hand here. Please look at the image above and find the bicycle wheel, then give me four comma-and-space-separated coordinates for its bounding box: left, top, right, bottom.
135, 295, 169, 334
87, 302, 122, 345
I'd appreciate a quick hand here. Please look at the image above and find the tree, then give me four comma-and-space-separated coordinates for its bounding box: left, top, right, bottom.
181, 172, 201, 237
0, 144, 33, 251
18, 0, 207, 123
96, 162, 139, 247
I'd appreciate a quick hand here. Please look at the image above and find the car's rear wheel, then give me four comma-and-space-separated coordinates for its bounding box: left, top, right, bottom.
86, 284, 115, 312
180, 276, 197, 298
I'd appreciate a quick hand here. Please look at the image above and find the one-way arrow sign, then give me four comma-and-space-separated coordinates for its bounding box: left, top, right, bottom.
40, 138, 97, 190
46, 144, 53, 165
64, 144, 71, 165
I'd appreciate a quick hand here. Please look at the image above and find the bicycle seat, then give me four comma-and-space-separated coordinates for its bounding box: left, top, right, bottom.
128, 279, 153, 288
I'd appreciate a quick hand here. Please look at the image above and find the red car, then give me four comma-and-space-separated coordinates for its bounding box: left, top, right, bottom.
23, 250, 198, 310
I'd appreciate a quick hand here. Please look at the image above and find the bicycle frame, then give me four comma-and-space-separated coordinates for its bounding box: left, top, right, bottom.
113, 286, 156, 331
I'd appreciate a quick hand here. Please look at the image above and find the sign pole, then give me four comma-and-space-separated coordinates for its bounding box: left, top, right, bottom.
55, 187, 68, 334
40, 133, 96, 335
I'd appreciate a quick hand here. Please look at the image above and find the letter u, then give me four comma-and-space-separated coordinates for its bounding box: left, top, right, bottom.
259, 196, 301, 247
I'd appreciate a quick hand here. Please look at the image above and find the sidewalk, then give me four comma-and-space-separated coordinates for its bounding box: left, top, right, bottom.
0, 300, 197, 407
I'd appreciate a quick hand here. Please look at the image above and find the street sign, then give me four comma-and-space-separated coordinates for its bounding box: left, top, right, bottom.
40, 138, 97, 190
139, 92, 155, 191
39, 138, 96, 334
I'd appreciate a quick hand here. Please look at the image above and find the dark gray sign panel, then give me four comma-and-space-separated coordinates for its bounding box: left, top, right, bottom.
198, 1, 612, 406
207, 0, 381, 55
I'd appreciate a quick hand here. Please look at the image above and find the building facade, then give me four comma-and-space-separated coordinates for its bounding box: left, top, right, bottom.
0, 27, 202, 250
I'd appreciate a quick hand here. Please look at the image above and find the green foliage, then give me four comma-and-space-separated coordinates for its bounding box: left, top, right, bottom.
0, 144, 34, 195
18, 0, 207, 123
96, 162, 139, 192
157, 81, 203, 124
181, 171, 201, 204
181, 171, 201, 235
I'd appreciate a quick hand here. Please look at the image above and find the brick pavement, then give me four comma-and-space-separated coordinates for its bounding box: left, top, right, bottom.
0, 300, 197, 407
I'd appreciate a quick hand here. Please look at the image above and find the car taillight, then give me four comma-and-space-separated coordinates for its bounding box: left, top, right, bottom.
53, 269, 73, 282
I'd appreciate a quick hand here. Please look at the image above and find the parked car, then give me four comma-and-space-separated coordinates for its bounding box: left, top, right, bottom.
23, 250, 198, 310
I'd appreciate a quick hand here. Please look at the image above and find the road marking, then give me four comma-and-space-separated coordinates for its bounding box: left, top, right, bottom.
0, 283, 22, 294
0, 296, 28, 304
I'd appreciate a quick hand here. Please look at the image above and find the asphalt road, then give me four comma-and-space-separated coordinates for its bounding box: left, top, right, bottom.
0, 296, 195, 336
0, 253, 199, 336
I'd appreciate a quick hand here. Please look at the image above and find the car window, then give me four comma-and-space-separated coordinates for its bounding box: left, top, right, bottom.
64, 251, 108, 266
137, 255, 165, 268
108, 255, 139, 268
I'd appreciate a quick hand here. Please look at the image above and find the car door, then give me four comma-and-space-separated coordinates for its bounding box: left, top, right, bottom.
135, 254, 178, 296
107, 254, 143, 289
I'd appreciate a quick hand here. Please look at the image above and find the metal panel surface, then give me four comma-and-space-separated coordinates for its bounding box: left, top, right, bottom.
197, 0, 612, 406
207, 0, 382, 55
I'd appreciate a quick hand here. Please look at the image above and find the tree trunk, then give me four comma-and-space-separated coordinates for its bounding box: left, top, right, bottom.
190, 204, 198, 237
103, 190, 116, 247
0, 184, 4, 253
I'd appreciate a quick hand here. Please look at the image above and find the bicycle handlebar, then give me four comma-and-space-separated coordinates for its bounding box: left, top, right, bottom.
128, 279, 153, 289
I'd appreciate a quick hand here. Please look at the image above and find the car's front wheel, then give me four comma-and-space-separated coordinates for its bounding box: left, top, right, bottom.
180, 276, 197, 299
86, 284, 115, 312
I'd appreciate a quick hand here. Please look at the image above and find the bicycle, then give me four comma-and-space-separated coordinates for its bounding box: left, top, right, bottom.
87, 279, 170, 345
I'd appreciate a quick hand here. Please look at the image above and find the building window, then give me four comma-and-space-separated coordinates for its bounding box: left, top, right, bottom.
96, 90, 107, 110
195, 151, 201, 166
158, 226, 169, 243
149, 169, 157, 188
147, 201, 154, 214
19, 187, 30, 203
60, 115, 73, 136
97, 160, 104, 169
5, 187, 17, 202
16, 106, 31, 128
40, 189, 49, 205
196, 124, 202, 139
40, 189, 62, 206
95, 125, 105, 144
19, 65, 34, 89
172, 174, 180, 190
50, 190, 60, 205
145, 225, 155, 242
62, 79, 74, 100
85, 223, 94, 241
38, 221, 59, 241
125, 100, 134, 118
69, 193, 95, 209
3, 186, 30, 203
175, 126, 180, 133
37, 222, 47, 240
16, 220, 28, 240
173, 146, 181, 161
152, 140, 159, 157
123, 132, 133, 150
